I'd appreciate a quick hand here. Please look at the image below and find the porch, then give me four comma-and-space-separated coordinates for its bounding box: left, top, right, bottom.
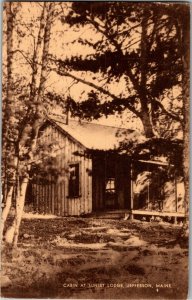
90, 209, 186, 223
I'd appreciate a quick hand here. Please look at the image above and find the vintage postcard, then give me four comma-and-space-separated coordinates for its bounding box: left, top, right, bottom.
1, 1, 190, 299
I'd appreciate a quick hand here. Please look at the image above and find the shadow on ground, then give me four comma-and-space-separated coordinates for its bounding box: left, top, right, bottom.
1, 216, 188, 299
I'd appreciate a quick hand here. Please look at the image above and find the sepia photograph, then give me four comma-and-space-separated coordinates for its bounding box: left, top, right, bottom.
1, 1, 190, 299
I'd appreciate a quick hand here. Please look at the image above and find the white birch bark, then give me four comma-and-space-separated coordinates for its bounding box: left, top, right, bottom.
5, 3, 54, 247
1, 3, 16, 240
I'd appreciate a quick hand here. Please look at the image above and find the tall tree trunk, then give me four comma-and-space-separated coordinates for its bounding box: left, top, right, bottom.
4, 176, 29, 246
29, 2, 53, 161
12, 177, 29, 247
5, 3, 54, 248
140, 110, 154, 138
140, 11, 155, 139
18, 2, 48, 138
1, 155, 19, 242
1, 186, 14, 241
181, 5, 190, 237
2, 3, 47, 246
38, 3, 53, 100
30, 2, 47, 101
1, 3, 16, 236
4, 2, 15, 136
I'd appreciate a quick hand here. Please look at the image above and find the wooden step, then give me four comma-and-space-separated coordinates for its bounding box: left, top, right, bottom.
89, 210, 130, 219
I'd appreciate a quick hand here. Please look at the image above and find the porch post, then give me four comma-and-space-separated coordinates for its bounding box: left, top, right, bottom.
130, 162, 134, 220
174, 168, 178, 224
175, 169, 177, 213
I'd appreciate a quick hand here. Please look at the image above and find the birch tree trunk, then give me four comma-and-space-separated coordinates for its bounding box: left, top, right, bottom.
1, 3, 16, 239
4, 2, 15, 132
19, 2, 47, 136
5, 3, 54, 248
30, 3, 47, 100
4, 176, 29, 245
1, 187, 14, 241
12, 178, 29, 247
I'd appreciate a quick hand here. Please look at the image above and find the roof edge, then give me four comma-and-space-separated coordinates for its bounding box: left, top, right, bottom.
45, 118, 88, 150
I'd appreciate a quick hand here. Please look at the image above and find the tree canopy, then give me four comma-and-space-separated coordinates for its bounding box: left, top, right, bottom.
56, 2, 185, 138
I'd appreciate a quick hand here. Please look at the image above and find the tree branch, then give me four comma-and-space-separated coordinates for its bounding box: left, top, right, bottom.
12, 49, 33, 67
87, 16, 142, 93
57, 68, 140, 117
153, 99, 183, 123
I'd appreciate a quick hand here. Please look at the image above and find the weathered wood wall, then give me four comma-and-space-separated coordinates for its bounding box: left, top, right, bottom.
31, 122, 92, 216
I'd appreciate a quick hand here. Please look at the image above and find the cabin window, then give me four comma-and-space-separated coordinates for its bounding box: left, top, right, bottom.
68, 163, 80, 198
105, 178, 115, 194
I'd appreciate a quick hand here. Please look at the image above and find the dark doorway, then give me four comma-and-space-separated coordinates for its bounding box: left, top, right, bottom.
92, 154, 131, 211
104, 157, 118, 209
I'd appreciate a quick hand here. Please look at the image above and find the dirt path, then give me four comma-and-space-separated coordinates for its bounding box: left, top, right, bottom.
1, 217, 188, 299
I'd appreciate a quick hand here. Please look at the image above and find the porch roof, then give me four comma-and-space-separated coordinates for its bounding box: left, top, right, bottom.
49, 116, 145, 151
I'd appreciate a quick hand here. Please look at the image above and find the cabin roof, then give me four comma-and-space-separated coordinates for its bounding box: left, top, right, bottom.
48, 117, 146, 151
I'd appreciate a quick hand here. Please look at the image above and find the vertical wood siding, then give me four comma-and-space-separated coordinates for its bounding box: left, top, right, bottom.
32, 123, 92, 216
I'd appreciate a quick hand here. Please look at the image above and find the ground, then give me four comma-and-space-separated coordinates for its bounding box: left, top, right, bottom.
1, 214, 188, 299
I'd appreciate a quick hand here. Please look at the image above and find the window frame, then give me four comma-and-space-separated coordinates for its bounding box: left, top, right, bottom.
67, 161, 81, 198
105, 177, 116, 194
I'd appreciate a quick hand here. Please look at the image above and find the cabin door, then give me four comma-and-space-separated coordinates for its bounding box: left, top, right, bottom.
104, 159, 131, 210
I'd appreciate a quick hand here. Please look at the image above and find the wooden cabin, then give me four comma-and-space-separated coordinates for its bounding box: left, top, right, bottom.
28, 117, 185, 220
